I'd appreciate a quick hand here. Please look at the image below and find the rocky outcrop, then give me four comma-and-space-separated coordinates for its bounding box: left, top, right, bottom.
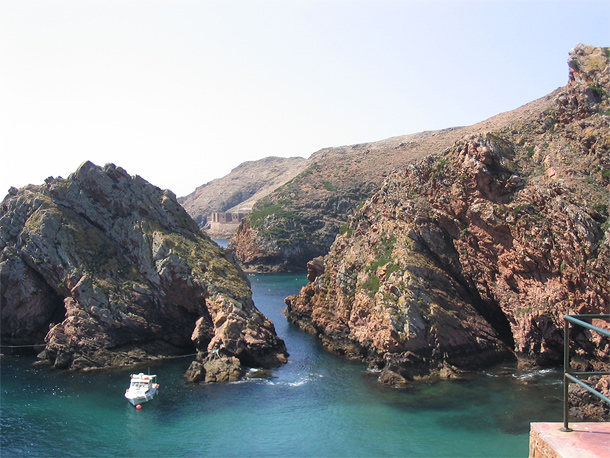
184, 352, 244, 383
569, 367, 610, 421
0, 161, 287, 377
178, 156, 307, 235
285, 44, 610, 399
230, 95, 559, 272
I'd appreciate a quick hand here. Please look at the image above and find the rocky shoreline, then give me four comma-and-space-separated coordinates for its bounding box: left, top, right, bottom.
285, 44, 610, 420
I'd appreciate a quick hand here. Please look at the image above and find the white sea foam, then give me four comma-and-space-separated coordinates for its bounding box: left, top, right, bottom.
264, 374, 319, 387
513, 368, 559, 382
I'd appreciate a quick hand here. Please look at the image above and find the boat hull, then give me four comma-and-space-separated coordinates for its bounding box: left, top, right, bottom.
125, 387, 157, 406
125, 393, 154, 406
125, 373, 158, 406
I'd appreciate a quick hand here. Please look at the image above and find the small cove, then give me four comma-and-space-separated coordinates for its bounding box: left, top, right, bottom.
1, 273, 563, 457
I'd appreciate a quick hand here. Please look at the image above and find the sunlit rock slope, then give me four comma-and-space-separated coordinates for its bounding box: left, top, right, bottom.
285, 44, 610, 411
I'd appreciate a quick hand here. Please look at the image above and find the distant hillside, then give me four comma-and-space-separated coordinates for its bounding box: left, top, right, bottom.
178, 156, 307, 234
229, 89, 559, 271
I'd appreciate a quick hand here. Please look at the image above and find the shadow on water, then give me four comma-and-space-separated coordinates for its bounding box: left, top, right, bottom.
370, 363, 563, 435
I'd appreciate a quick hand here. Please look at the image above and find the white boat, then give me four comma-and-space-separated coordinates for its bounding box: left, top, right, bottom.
125, 373, 159, 406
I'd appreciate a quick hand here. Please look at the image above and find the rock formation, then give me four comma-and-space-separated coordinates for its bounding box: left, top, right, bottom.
285, 44, 609, 418
0, 161, 287, 378
229, 96, 559, 272
178, 156, 307, 236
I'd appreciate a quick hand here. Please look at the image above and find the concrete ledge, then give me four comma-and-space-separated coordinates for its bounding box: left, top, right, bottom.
529, 422, 610, 458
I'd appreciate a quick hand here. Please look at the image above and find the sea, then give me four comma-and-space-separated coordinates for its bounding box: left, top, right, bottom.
1, 267, 564, 457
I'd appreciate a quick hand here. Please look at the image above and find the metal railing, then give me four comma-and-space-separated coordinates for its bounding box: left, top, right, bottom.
562, 314, 610, 432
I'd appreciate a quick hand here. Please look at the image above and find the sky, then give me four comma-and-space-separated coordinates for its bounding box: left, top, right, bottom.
1, 0, 609, 198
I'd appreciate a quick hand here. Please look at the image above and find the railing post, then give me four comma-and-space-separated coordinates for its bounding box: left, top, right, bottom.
559, 314, 610, 432
561, 317, 572, 432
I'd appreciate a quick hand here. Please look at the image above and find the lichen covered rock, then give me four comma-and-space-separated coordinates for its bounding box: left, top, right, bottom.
0, 161, 287, 377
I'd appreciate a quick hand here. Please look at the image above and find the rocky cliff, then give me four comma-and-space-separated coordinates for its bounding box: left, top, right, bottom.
229, 92, 560, 272
0, 161, 287, 378
285, 44, 610, 413
178, 156, 307, 235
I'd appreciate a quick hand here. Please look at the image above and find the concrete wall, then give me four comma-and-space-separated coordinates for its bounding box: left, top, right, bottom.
211, 212, 249, 224
529, 425, 559, 458
529, 422, 610, 458
207, 212, 249, 236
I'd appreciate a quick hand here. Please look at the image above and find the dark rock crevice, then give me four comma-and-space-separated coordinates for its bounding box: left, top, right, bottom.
412, 221, 516, 352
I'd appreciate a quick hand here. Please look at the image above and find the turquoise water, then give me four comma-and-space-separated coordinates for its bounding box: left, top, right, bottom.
1, 273, 563, 457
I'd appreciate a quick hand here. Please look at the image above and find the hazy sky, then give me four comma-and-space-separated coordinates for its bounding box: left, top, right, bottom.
1, 0, 609, 197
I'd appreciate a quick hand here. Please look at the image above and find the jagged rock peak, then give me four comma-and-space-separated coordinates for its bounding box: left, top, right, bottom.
0, 161, 287, 377
568, 43, 610, 86
558, 44, 610, 122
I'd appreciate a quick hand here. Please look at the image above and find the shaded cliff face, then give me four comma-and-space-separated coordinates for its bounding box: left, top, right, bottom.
230, 95, 558, 272
285, 44, 610, 387
0, 161, 287, 374
178, 156, 307, 235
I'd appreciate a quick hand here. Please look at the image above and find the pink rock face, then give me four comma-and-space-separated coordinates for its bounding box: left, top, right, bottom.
0, 161, 286, 376
286, 44, 610, 389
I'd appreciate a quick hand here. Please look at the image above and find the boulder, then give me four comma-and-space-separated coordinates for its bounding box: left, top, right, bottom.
307, 257, 325, 282
202, 353, 244, 383
184, 360, 205, 383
